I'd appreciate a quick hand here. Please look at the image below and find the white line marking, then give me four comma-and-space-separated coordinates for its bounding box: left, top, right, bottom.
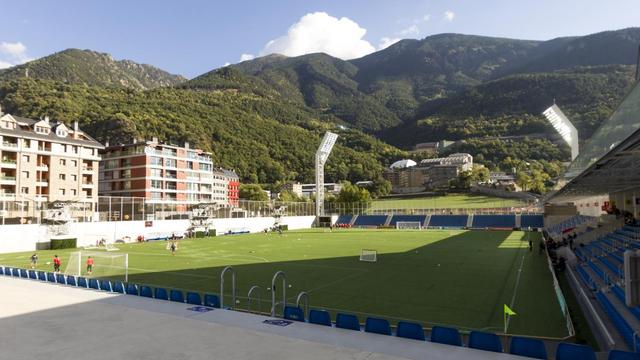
506, 253, 526, 332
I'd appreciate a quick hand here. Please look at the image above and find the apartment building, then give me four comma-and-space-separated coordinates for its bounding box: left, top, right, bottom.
0, 111, 103, 205
211, 168, 240, 206
99, 138, 234, 207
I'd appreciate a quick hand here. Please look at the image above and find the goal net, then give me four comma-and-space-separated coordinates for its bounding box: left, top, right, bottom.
64, 251, 129, 282
360, 249, 377, 262
396, 221, 422, 230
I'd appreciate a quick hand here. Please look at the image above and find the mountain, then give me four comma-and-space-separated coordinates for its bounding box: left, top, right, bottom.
0, 78, 404, 184
0, 49, 186, 89
184, 53, 401, 131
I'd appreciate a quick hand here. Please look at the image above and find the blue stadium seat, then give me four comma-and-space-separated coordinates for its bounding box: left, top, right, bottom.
389, 215, 427, 227
155, 287, 169, 300
521, 215, 544, 228
204, 294, 220, 308
396, 321, 425, 341
66, 276, 77, 286
336, 313, 360, 331
509, 336, 547, 359
186, 292, 202, 305
47, 272, 56, 282
28, 270, 37, 279
56, 273, 66, 284
556, 342, 596, 360
468, 331, 503, 353
112, 281, 125, 293
365, 317, 391, 335
88, 278, 99, 290
429, 326, 462, 346
20, 268, 28, 278
609, 350, 640, 360
4, 267, 12, 276
125, 284, 138, 295
335, 215, 353, 225
472, 215, 516, 228
283, 306, 305, 322
170, 289, 184, 303
353, 215, 388, 227
0, 266, 4, 275
77, 277, 88, 288
139, 286, 153, 298
37, 271, 46, 281
99, 280, 112, 292
308, 309, 332, 326
428, 215, 468, 228
12, 268, 20, 277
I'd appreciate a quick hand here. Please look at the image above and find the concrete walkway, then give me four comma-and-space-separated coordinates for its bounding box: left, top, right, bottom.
0, 276, 529, 360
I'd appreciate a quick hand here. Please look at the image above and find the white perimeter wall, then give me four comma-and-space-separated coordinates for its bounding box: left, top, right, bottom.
0, 216, 316, 254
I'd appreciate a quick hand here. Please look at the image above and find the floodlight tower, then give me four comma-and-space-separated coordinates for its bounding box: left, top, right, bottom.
542, 104, 579, 161
315, 131, 338, 218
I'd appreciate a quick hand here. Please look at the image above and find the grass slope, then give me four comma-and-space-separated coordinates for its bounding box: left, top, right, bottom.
0, 229, 566, 337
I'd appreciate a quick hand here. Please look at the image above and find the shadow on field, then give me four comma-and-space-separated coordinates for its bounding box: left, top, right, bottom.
89, 230, 554, 335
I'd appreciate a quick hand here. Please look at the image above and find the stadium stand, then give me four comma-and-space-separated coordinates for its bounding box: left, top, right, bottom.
547, 215, 595, 238
28, 270, 37, 279
309, 309, 332, 326
99, 280, 112, 291
47, 272, 56, 283
364, 317, 392, 336
396, 321, 426, 341
471, 215, 516, 229
509, 336, 547, 359
170, 289, 184, 303
352, 215, 388, 227
429, 326, 462, 346
334, 215, 353, 226
283, 306, 305, 322
335, 313, 360, 331
77, 276, 88, 288
427, 215, 468, 228
521, 214, 544, 229
388, 215, 427, 227
4, 263, 634, 358
468, 331, 503, 353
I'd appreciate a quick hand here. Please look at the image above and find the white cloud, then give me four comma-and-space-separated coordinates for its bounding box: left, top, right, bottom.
399, 24, 420, 36
260, 12, 376, 60
444, 10, 455, 22
223, 62, 231, 67
378, 37, 401, 50
239, 53, 255, 62
422, 14, 431, 22
0, 41, 33, 68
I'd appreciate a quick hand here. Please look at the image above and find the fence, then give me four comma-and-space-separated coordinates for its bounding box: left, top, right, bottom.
0, 196, 543, 225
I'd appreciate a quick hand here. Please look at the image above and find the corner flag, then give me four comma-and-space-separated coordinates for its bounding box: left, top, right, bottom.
504, 304, 516, 316
503, 304, 516, 333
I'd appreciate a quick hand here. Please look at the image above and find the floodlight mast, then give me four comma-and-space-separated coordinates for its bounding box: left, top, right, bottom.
315, 132, 338, 219
542, 104, 579, 161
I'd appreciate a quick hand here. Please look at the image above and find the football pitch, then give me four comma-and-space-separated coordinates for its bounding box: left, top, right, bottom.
0, 229, 568, 338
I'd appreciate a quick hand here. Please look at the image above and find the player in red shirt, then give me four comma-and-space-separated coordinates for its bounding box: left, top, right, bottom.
86, 256, 94, 275
53, 255, 61, 272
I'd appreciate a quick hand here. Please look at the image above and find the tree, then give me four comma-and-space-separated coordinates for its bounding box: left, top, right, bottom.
336, 182, 372, 203
239, 184, 268, 201
279, 190, 308, 202
368, 177, 391, 198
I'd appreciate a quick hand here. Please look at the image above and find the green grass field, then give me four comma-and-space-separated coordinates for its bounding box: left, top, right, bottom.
0, 229, 567, 338
371, 193, 527, 209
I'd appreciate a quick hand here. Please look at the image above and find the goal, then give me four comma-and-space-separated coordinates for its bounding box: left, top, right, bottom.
64, 251, 129, 282
360, 249, 377, 262
396, 221, 422, 230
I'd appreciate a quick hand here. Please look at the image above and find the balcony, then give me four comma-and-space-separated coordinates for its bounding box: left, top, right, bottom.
82, 182, 94, 188
1, 175, 16, 181
36, 164, 49, 171
82, 167, 94, 172
1, 141, 18, 148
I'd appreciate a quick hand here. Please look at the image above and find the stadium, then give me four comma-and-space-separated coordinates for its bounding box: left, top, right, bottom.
2, 6, 640, 360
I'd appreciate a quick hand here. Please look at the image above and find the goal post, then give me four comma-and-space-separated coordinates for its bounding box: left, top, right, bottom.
360, 249, 377, 262
64, 251, 129, 282
396, 221, 422, 230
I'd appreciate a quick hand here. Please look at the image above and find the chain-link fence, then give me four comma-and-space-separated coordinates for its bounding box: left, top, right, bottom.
0, 196, 542, 225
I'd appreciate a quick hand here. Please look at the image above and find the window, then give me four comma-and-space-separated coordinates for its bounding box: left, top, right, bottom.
59, 174, 66, 180
187, 161, 193, 169
150, 168, 162, 177
20, 187, 28, 194
23, 139, 31, 148
71, 175, 77, 181
56, 128, 68, 137
21, 155, 29, 163
150, 156, 162, 166
150, 192, 162, 200
59, 189, 66, 196
71, 160, 77, 167
165, 158, 177, 168
21, 171, 29, 179
71, 145, 78, 154
71, 189, 77, 196
151, 180, 162, 189
59, 159, 66, 166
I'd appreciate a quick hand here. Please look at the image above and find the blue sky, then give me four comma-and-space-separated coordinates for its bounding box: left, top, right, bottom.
0, 0, 637, 78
